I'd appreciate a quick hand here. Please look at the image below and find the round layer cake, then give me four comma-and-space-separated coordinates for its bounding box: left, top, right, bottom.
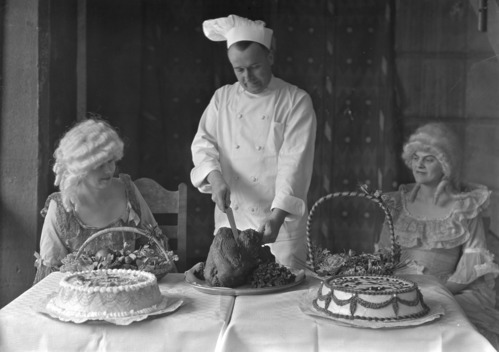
313, 275, 429, 321
47, 269, 163, 319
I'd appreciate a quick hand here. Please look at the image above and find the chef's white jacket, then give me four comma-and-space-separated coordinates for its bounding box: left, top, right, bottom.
191, 76, 316, 266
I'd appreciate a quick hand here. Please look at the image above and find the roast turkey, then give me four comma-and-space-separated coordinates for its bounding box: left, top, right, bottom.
203, 227, 275, 287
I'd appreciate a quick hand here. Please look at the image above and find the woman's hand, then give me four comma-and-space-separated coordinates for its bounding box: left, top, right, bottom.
207, 170, 231, 212
259, 208, 289, 244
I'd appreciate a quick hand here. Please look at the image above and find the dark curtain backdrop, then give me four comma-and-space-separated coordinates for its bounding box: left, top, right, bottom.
81, 0, 400, 265
135, 0, 400, 261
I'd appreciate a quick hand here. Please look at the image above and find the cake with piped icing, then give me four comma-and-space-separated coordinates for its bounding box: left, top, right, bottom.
313, 275, 429, 321
47, 269, 163, 319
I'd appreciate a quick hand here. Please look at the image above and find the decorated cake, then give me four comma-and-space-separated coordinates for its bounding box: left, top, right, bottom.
47, 269, 163, 319
313, 275, 429, 321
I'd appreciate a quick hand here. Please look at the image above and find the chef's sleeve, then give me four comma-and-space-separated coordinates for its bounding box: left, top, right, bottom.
190, 93, 222, 194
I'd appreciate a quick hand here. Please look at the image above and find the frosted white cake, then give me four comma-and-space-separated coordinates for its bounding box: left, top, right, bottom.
313, 275, 429, 321
47, 269, 162, 319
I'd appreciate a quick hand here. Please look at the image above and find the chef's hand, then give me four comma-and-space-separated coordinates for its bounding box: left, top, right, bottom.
207, 170, 231, 212
258, 208, 288, 244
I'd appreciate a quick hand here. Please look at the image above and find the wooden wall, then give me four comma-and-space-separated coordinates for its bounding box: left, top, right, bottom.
1, 0, 497, 308
395, 0, 499, 235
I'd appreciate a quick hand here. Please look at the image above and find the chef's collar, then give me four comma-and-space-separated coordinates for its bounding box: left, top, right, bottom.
239, 75, 276, 96
203, 14, 273, 50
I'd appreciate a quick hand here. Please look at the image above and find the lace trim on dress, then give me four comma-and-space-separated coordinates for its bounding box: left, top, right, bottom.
389, 183, 491, 250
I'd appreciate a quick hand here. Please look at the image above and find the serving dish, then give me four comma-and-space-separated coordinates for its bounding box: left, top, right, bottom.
184, 262, 306, 296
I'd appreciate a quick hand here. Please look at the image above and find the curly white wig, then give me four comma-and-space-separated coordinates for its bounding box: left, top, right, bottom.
402, 122, 462, 203
53, 118, 124, 211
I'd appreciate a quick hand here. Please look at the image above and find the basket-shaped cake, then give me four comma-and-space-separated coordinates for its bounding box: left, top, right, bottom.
61, 226, 176, 280
306, 187, 400, 277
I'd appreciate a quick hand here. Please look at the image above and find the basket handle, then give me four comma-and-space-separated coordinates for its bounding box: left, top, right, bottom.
305, 190, 397, 270
75, 226, 172, 265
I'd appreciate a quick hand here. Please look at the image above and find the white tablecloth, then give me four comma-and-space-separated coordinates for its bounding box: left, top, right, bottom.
1, 271, 496, 352
218, 273, 496, 352
0, 272, 234, 352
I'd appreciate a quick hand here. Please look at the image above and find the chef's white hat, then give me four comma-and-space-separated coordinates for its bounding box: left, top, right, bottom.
203, 14, 273, 50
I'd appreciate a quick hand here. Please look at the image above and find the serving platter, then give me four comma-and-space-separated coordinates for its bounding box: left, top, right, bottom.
184, 262, 306, 296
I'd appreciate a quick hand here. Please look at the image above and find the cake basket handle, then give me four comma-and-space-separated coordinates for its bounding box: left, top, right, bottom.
74, 226, 172, 265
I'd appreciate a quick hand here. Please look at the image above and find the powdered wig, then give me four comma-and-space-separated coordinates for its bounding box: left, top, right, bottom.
53, 118, 124, 210
402, 122, 462, 203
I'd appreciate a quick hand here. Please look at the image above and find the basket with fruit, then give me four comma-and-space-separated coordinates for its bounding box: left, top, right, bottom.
60, 226, 178, 280
306, 186, 401, 277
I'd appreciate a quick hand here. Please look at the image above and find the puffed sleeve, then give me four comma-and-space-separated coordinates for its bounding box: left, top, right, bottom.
447, 214, 499, 285
190, 92, 222, 193
33, 199, 69, 284
271, 92, 317, 220
39, 199, 69, 266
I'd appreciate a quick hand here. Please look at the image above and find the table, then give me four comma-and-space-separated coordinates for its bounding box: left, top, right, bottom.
0, 272, 496, 352
0, 272, 234, 352
218, 273, 497, 352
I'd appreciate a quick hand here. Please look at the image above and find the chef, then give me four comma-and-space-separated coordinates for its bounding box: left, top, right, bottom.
190, 14, 317, 269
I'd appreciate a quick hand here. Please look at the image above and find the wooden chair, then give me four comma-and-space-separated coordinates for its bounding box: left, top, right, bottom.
134, 178, 188, 272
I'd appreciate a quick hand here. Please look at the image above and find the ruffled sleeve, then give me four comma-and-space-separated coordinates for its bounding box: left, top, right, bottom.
33, 252, 57, 285
453, 183, 491, 219
447, 214, 499, 285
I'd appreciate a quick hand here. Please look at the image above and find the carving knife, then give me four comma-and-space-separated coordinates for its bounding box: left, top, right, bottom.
225, 206, 239, 239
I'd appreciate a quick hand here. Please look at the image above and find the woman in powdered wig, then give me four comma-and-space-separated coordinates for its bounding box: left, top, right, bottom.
377, 122, 499, 347
34, 118, 175, 284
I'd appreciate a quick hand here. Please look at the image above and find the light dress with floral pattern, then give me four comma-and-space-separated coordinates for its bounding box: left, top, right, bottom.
377, 183, 499, 348
33, 174, 173, 285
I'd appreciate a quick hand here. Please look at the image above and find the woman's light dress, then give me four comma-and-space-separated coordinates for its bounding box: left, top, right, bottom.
377, 183, 499, 348
33, 174, 173, 284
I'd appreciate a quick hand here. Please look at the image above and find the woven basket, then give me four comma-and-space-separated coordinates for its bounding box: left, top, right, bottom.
306, 189, 399, 275
74, 226, 173, 280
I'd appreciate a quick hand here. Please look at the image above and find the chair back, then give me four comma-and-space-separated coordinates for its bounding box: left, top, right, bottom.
134, 178, 188, 272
